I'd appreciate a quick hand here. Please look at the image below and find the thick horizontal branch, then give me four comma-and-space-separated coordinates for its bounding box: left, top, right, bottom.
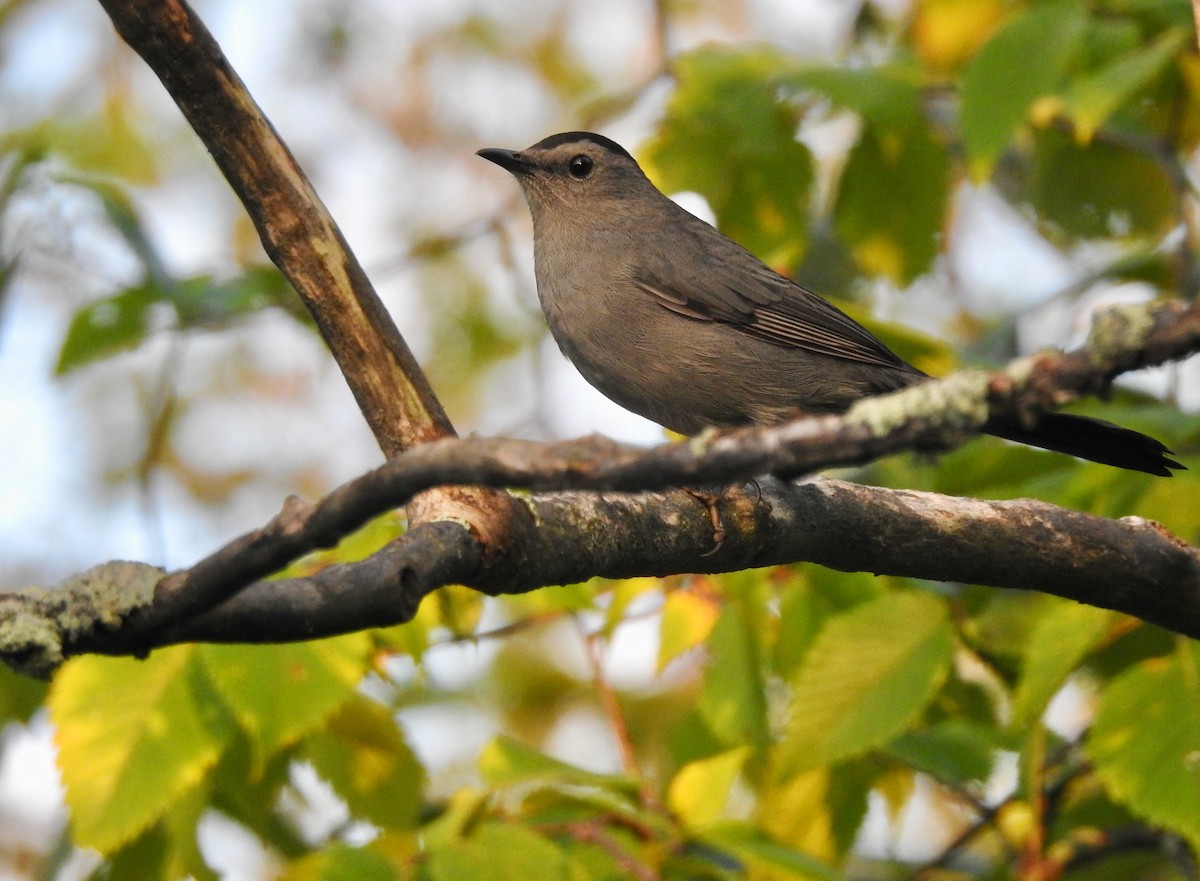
128, 478, 1200, 650
2, 298, 1198, 674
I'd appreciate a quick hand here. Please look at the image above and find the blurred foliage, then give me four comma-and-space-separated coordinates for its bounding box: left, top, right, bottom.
646, 48, 815, 268
2, 0, 1200, 880
48, 178, 310, 375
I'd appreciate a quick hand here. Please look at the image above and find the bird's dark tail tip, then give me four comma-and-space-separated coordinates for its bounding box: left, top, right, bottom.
984, 411, 1185, 477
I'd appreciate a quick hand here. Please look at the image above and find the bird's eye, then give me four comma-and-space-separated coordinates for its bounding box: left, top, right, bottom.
568, 154, 594, 179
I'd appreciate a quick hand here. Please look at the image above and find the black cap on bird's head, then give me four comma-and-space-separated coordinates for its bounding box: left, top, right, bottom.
477, 132, 650, 210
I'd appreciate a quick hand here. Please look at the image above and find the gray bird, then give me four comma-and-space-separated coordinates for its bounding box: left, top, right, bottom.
478, 131, 1182, 476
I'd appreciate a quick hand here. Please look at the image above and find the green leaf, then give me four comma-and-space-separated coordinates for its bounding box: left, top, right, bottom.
833, 118, 949, 284
55, 284, 160, 375
281, 844, 399, 881
305, 695, 425, 830
774, 579, 834, 681
1063, 28, 1186, 141
160, 784, 220, 881
434, 583, 485, 639
886, 720, 999, 785
209, 743, 305, 859
1029, 128, 1177, 239
699, 583, 770, 750
825, 760, 877, 856
68, 178, 173, 288
960, 0, 1088, 178
0, 662, 48, 723
783, 64, 949, 285
1, 99, 159, 184
1089, 644, 1200, 851
772, 568, 881, 680
665, 707, 729, 775
702, 823, 845, 881
425, 823, 574, 881
777, 591, 953, 778
963, 591, 1051, 664
49, 646, 235, 852
198, 634, 370, 764
667, 747, 751, 830
646, 47, 814, 266
420, 789, 490, 850
170, 267, 304, 328
782, 64, 924, 132
100, 824, 172, 881
1012, 601, 1115, 726
478, 734, 638, 792
603, 577, 660, 636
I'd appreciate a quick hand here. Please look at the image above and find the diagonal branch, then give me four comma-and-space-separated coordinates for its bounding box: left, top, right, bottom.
93, 0, 524, 573
95, 0, 452, 457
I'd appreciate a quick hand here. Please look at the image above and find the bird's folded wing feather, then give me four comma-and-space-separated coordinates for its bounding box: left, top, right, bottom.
632, 237, 912, 371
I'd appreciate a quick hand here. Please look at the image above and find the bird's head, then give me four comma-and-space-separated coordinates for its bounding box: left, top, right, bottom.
477, 131, 654, 224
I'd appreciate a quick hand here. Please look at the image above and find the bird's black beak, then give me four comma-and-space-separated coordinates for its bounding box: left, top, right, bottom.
477, 147, 532, 175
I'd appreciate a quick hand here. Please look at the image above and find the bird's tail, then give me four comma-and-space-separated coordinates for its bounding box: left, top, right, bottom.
984, 412, 1184, 476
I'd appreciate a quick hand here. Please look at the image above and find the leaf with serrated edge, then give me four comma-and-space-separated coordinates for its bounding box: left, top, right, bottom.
50, 647, 234, 852
1012, 601, 1114, 726
305, 695, 425, 829
198, 635, 370, 765
778, 591, 953, 779
1090, 645, 1200, 851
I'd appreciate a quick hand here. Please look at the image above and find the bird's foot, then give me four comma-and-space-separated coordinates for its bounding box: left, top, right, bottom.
684, 487, 727, 556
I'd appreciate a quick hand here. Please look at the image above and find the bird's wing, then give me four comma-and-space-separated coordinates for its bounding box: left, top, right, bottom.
632, 231, 913, 371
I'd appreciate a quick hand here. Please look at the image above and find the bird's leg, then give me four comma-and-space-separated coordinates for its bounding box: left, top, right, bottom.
684, 486, 727, 555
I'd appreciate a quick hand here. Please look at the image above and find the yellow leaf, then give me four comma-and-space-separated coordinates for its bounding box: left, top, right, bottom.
50, 647, 233, 852
668, 747, 751, 830
1029, 94, 1065, 128
659, 590, 720, 671
851, 233, 904, 283
912, 0, 1008, 72
436, 583, 484, 638
757, 768, 838, 862
1178, 54, 1200, 150
873, 766, 915, 824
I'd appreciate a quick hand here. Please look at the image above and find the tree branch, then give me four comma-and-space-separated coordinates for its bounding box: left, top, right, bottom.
92, 0, 523, 540
7, 0, 1194, 679
7, 475, 1195, 676
94, 0, 451, 457
3, 296, 1198, 675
